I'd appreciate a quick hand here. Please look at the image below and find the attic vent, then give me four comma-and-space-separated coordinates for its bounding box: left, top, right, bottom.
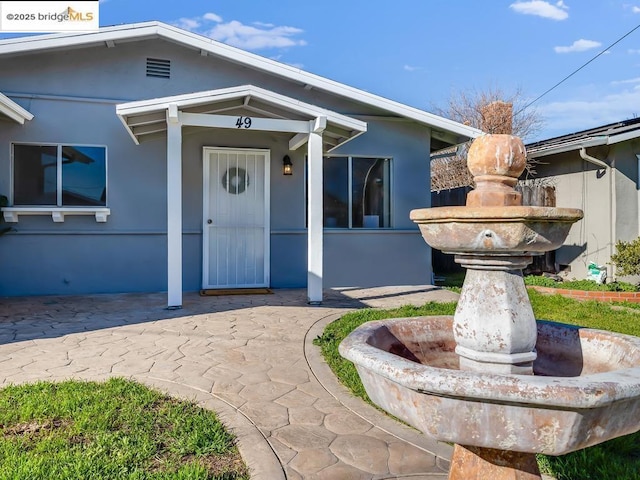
146, 58, 170, 79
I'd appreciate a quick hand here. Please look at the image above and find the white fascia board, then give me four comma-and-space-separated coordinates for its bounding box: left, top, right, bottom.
0, 92, 33, 124
526, 136, 608, 158
2, 22, 476, 139
0, 21, 160, 54
606, 128, 640, 145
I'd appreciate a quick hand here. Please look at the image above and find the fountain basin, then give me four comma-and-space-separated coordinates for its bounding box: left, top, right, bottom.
410, 206, 583, 254
339, 316, 640, 455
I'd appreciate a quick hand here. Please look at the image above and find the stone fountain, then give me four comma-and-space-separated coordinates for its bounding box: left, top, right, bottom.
339, 133, 640, 479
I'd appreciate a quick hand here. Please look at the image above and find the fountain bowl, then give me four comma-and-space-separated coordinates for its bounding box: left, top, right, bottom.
339, 316, 640, 455
410, 206, 583, 254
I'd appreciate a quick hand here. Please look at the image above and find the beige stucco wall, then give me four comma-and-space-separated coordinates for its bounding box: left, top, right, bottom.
532, 141, 640, 281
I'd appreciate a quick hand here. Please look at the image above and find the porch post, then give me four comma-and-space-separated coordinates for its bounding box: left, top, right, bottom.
307, 116, 326, 303
166, 104, 183, 308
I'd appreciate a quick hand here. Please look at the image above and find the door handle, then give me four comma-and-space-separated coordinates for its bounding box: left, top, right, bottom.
207, 219, 213, 224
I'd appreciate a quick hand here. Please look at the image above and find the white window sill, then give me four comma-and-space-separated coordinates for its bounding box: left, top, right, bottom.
2, 207, 110, 223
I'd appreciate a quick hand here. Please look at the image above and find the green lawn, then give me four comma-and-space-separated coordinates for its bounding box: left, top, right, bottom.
313, 290, 640, 480
0, 378, 249, 480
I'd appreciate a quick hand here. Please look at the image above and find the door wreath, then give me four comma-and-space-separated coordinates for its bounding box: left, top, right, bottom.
222, 167, 249, 194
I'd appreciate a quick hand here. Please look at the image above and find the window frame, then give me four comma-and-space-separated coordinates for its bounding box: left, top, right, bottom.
320, 154, 393, 230
3, 141, 110, 223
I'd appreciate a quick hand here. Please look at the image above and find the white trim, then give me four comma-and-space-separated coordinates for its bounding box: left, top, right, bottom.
527, 137, 607, 158
179, 111, 311, 134
202, 150, 211, 290
289, 132, 309, 151
0, 22, 480, 140
0, 92, 33, 124
607, 129, 640, 145
166, 121, 182, 308
2, 207, 110, 223
307, 122, 324, 303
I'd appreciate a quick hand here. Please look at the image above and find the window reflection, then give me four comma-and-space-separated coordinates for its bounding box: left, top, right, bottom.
321, 156, 391, 228
62, 146, 106, 206
13, 144, 107, 207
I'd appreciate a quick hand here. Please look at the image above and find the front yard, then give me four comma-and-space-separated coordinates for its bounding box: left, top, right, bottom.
314, 290, 640, 480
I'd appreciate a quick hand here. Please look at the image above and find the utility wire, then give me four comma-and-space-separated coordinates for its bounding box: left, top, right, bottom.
515, 22, 640, 117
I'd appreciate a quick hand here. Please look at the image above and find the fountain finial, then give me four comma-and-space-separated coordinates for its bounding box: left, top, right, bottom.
466, 134, 526, 207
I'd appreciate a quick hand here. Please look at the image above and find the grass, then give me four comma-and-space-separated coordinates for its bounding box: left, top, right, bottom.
0, 377, 249, 480
524, 275, 639, 292
313, 289, 640, 480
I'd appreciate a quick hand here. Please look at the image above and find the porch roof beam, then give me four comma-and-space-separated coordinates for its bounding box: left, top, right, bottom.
178, 111, 312, 134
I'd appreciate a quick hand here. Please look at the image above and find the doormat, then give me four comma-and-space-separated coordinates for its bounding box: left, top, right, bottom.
200, 288, 273, 296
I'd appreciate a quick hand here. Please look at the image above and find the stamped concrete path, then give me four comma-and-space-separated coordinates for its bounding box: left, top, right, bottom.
0, 286, 460, 479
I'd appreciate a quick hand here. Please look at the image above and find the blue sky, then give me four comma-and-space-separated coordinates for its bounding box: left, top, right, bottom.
18, 1, 640, 141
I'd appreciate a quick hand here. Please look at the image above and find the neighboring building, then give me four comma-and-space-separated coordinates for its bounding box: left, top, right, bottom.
526, 118, 640, 281
0, 22, 480, 307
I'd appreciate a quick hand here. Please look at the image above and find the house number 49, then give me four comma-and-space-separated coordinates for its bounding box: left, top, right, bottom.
236, 116, 252, 129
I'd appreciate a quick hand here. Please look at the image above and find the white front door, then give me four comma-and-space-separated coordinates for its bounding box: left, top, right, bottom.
203, 147, 270, 289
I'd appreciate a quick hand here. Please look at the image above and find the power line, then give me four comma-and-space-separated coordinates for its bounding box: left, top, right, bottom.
515, 22, 640, 117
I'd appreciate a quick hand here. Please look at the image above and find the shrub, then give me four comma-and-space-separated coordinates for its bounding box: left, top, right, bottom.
611, 238, 640, 277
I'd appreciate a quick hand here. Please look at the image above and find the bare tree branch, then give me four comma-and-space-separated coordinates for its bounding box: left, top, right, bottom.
430, 85, 546, 191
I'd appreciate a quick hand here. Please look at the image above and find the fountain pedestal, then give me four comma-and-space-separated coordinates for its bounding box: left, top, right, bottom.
454, 258, 536, 375
450, 445, 541, 480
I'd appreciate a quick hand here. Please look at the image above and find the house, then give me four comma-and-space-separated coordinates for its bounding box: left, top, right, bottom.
0, 22, 481, 307
526, 118, 640, 281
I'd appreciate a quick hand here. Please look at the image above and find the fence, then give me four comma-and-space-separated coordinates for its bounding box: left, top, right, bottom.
430, 184, 557, 274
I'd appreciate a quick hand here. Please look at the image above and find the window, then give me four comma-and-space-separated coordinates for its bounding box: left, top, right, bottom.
13, 144, 107, 207
323, 156, 391, 228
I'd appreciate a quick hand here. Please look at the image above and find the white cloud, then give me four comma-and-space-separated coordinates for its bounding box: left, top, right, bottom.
554, 39, 601, 53
403, 65, 421, 72
538, 89, 640, 138
171, 12, 306, 51
629, 48, 640, 54
203, 12, 223, 23
633, 6, 640, 13
611, 77, 640, 85
174, 17, 202, 30
509, 1, 569, 20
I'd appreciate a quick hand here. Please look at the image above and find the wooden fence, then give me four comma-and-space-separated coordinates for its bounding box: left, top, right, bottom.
430, 184, 557, 274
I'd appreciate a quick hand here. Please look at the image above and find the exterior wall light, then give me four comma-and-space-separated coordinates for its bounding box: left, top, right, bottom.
283, 155, 293, 175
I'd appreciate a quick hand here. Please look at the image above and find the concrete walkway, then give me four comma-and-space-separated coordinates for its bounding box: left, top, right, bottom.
0, 286, 460, 479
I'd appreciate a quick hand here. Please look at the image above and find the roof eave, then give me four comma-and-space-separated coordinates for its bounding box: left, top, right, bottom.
0, 22, 477, 139
527, 136, 608, 158
0, 92, 33, 124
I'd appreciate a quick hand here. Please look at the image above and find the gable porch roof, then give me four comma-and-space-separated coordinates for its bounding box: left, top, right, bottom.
116, 84, 367, 151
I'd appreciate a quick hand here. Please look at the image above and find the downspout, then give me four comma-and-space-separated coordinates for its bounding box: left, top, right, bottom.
579, 147, 609, 169
579, 148, 614, 280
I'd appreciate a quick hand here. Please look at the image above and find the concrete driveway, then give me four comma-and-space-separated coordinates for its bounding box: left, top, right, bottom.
0, 286, 460, 479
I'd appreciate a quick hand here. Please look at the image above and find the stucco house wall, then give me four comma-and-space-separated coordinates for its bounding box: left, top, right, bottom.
530, 138, 640, 281
0, 29, 461, 297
